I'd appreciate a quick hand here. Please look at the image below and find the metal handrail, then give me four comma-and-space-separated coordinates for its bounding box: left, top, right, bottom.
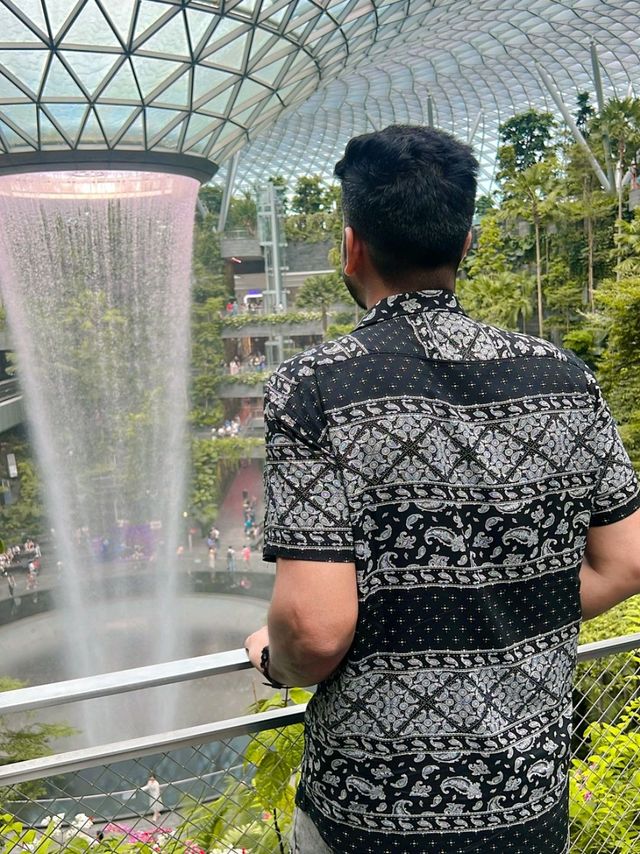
1, 632, 639, 788
0, 649, 251, 715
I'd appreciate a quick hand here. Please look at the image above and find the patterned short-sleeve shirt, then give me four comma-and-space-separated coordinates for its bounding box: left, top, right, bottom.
262, 289, 640, 854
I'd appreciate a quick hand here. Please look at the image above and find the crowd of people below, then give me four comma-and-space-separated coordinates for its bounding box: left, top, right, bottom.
227, 353, 268, 375
1, 538, 42, 610
206, 491, 262, 575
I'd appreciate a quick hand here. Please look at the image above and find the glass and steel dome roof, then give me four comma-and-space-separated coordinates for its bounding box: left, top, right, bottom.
0, 1, 637, 185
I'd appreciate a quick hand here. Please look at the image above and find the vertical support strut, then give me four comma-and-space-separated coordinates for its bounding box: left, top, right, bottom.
217, 151, 240, 233
590, 41, 616, 189
538, 65, 611, 192
427, 94, 434, 128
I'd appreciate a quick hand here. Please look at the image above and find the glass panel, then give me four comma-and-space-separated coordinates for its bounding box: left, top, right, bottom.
38, 109, 68, 146
42, 54, 85, 99
200, 89, 233, 116
0, 117, 34, 149
0, 48, 48, 95
13, 0, 48, 35
93, 103, 138, 139
186, 8, 216, 53
0, 72, 30, 99
192, 64, 234, 102
184, 111, 219, 144
133, 0, 171, 41
131, 56, 186, 98
77, 107, 107, 145
99, 59, 139, 100
151, 69, 191, 107
0, 102, 38, 140
145, 106, 184, 141
206, 31, 249, 71
117, 110, 145, 146
61, 0, 120, 48
103, 0, 137, 44
0, 5, 43, 44
44, 102, 88, 144
60, 50, 121, 98
251, 55, 287, 86
151, 116, 185, 149
45, 0, 79, 40
141, 11, 191, 58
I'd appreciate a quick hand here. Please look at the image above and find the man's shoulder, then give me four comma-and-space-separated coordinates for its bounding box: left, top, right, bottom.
266, 332, 368, 403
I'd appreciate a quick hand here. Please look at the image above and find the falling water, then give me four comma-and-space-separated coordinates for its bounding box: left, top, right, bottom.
0, 171, 199, 742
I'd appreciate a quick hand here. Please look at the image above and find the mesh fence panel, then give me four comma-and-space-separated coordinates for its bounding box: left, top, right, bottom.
1, 650, 640, 853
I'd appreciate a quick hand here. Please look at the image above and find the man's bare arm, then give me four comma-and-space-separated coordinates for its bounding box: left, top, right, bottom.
580, 508, 640, 620
245, 558, 358, 687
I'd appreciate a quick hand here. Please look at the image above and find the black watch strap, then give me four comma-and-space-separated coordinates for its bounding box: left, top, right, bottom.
260, 645, 288, 690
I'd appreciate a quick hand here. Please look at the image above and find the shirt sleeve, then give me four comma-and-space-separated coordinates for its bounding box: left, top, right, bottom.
588, 377, 640, 526
262, 360, 355, 563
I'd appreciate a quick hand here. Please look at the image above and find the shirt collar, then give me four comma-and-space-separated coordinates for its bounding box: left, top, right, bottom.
355, 288, 465, 330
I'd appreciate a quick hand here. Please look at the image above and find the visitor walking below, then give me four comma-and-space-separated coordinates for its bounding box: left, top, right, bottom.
245, 124, 640, 854
226, 546, 236, 573
140, 773, 163, 823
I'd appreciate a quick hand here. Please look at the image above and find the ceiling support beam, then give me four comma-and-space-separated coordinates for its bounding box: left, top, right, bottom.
426, 94, 434, 127
468, 110, 483, 144
538, 65, 611, 192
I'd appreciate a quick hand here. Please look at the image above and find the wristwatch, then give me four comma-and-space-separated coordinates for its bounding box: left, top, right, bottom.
260, 645, 288, 690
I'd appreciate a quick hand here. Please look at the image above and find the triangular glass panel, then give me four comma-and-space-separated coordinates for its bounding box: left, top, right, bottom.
94, 104, 138, 142
0, 5, 43, 44
117, 111, 144, 147
145, 106, 184, 143
45, 0, 78, 40
200, 90, 233, 116
151, 116, 186, 150
131, 56, 186, 98
204, 31, 248, 71
231, 0, 260, 17
184, 111, 219, 146
259, 2, 289, 28
78, 108, 107, 146
61, 0, 120, 48
0, 103, 38, 141
251, 56, 287, 86
230, 103, 260, 127
44, 103, 88, 145
133, 0, 172, 41
0, 49, 48, 96
42, 54, 85, 100
192, 65, 234, 102
185, 135, 212, 154
99, 59, 139, 101
211, 121, 244, 149
38, 110, 68, 146
247, 27, 277, 63
230, 78, 269, 112
60, 50, 122, 99
151, 70, 190, 107
139, 10, 190, 57
0, 117, 34, 149
12, 0, 48, 36
185, 9, 215, 54
103, 0, 137, 44
0, 72, 30, 100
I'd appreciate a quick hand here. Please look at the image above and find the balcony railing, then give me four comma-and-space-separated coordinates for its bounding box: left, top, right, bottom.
1, 634, 640, 853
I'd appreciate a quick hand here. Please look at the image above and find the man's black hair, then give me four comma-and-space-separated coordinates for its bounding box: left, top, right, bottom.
334, 124, 478, 277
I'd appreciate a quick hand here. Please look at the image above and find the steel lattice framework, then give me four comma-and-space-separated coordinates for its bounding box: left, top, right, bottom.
0, 1, 637, 186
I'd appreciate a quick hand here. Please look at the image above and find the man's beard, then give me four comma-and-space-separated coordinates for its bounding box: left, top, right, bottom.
342, 272, 368, 310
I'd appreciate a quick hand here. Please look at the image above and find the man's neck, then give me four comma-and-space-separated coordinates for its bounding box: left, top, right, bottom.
365, 268, 457, 309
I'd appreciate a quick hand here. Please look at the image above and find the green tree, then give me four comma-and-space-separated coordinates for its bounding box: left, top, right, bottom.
291, 175, 330, 215
0, 446, 45, 542
575, 92, 595, 134
191, 297, 226, 427
0, 677, 75, 801
497, 109, 557, 173
295, 272, 349, 333
501, 159, 562, 336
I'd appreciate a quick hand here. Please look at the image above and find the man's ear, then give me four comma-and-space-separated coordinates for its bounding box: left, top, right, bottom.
343, 226, 363, 276
461, 229, 473, 260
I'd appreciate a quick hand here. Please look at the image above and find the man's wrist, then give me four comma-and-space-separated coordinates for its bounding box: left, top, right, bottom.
259, 645, 288, 689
